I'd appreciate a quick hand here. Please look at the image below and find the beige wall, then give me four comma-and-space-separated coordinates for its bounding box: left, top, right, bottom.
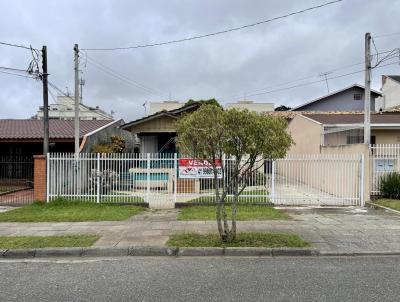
225, 101, 274, 112
149, 102, 184, 114
126, 116, 177, 133
372, 129, 400, 144
287, 114, 323, 154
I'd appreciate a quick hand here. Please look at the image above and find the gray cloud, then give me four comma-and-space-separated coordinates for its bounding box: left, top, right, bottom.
1, 0, 399, 121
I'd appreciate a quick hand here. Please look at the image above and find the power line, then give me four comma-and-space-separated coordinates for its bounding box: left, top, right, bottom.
82, 0, 343, 51
231, 60, 399, 100
0, 41, 38, 51
0, 70, 36, 79
226, 50, 397, 100
374, 32, 400, 39
0, 66, 28, 73
83, 53, 169, 98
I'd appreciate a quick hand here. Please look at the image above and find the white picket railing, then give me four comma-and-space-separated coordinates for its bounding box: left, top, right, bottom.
370, 144, 400, 195
47, 153, 363, 207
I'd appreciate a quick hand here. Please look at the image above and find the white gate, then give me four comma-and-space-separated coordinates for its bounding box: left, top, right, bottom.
272, 155, 363, 206
47, 153, 363, 207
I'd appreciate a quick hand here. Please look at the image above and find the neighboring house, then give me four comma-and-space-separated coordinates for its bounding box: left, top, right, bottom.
286, 112, 400, 154
33, 96, 113, 120
291, 84, 381, 112
121, 102, 202, 153
149, 101, 185, 115
225, 101, 274, 112
376, 75, 400, 111
0, 119, 135, 157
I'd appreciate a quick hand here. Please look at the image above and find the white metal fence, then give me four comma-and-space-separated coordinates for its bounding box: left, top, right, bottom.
370, 144, 400, 195
47, 153, 363, 207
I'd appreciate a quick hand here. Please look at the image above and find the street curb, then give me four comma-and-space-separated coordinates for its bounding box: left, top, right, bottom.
320, 251, 400, 257
366, 201, 400, 216
0, 246, 318, 259
2, 246, 400, 259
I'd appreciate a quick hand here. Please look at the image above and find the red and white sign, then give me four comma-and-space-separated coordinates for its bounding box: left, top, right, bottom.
178, 158, 222, 179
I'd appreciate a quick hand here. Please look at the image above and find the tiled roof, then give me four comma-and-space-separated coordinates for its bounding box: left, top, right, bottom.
303, 113, 400, 124
387, 75, 400, 83
0, 119, 114, 140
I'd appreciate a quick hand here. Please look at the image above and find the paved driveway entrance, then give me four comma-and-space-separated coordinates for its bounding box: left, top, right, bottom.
272, 207, 400, 254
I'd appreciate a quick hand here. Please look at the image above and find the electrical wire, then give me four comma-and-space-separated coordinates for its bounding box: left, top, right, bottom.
83, 53, 169, 98
0, 66, 29, 73
0, 41, 38, 51
82, 0, 343, 51
226, 50, 398, 100
0, 70, 36, 79
230, 60, 400, 100
374, 32, 400, 39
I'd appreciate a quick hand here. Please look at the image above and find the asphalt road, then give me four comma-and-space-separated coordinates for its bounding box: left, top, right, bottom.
0, 256, 399, 302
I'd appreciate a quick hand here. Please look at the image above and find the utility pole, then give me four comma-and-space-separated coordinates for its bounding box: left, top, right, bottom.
42, 46, 49, 155
364, 33, 371, 145
74, 44, 80, 157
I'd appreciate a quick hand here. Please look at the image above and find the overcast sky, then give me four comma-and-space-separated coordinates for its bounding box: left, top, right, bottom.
1, 0, 399, 122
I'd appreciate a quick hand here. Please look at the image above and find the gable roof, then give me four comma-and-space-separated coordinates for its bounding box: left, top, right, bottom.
303, 113, 400, 125
121, 102, 201, 130
291, 84, 382, 111
0, 119, 115, 140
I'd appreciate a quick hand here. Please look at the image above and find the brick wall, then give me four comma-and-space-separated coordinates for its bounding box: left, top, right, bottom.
33, 155, 46, 202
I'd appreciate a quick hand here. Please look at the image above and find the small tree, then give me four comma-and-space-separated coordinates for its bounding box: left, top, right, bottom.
177, 104, 293, 242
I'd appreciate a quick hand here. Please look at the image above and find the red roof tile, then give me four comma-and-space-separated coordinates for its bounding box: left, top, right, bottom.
0, 119, 114, 140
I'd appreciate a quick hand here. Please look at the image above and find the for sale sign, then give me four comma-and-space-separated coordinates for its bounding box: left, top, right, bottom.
178, 158, 222, 179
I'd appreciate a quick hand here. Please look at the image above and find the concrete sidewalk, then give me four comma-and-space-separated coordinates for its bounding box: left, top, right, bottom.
0, 207, 399, 254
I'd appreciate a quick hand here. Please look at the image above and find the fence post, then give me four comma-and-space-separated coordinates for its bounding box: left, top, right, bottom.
96, 153, 100, 203
271, 160, 276, 204
174, 153, 177, 204
146, 153, 151, 204
46, 153, 50, 203
360, 153, 365, 207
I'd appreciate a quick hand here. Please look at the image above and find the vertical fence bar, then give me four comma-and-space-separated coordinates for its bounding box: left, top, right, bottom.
96, 153, 100, 203
146, 153, 150, 204
46, 153, 50, 203
360, 153, 365, 207
271, 160, 275, 204
174, 153, 177, 204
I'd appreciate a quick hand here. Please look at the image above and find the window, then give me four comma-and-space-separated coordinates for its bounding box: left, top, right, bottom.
354, 93, 362, 100
346, 135, 363, 144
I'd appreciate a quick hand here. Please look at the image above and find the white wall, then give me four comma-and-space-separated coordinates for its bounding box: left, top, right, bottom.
377, 77, 400, 110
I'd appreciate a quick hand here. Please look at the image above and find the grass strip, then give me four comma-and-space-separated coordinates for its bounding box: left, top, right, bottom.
0, 198, 146, 222
167, 232, 310, 248
374, 199, 400, 211
178, 205, 290, 221
0, 235, 99, 249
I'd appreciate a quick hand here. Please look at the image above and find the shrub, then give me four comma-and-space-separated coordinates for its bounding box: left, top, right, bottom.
379, 172, 400, 199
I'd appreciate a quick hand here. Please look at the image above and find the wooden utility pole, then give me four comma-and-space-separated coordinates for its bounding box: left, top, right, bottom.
74, 44, 80, 156
364, 32, 371, 145
42, 46, 49, 155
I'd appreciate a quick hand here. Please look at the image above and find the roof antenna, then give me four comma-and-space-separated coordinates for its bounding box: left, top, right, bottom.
319, 72, 332, 93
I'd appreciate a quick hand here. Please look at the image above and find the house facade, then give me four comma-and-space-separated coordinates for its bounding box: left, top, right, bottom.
376, 75, 400, 111
291, 84, 381, 112
286, 112, 400, 154
121, 103, 202, 153
0, 119, 134, 157
33, 96, 113, 120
